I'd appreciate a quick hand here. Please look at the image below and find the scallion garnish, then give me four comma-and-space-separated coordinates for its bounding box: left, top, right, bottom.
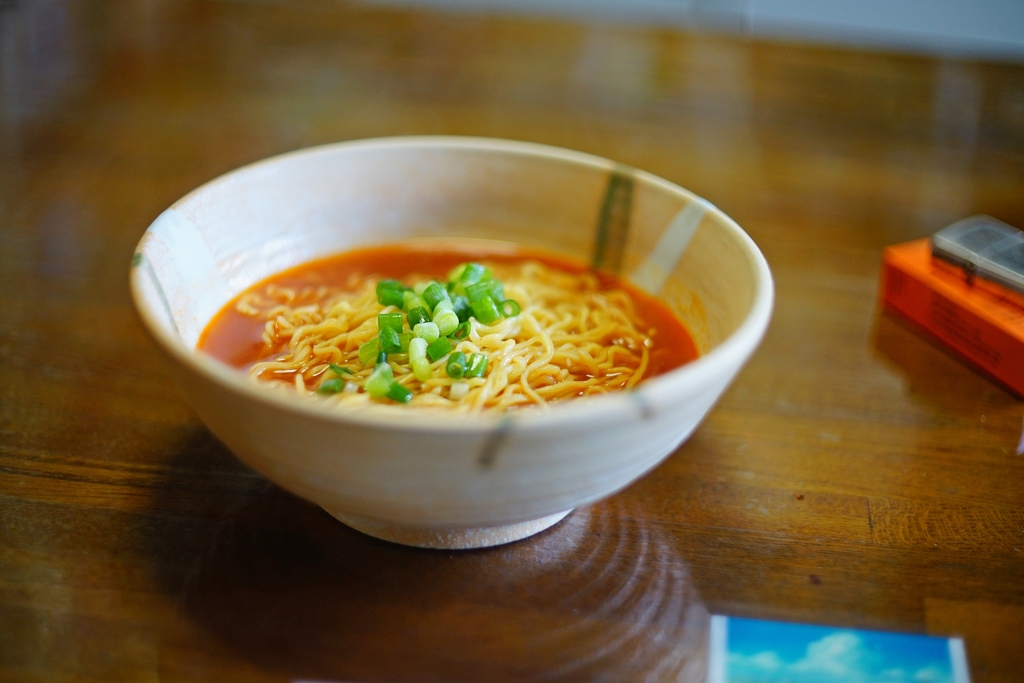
465, 280, 491, 303
376, 279, 403, 295
379, 326, 402, 354
379, 289, 404, 308
376, 279, 406, 307
413, 321, 440, 344
377, 312, 404, 334
430, 299, 458, 335
432, 299, 454, 314
358, 339, 380, 366
446, 351, 467, 379
459, 263, 487, 284
452, 294, 471, 322
409, 337, 432, 381
317, 377, 346, 395
408, 306, 431, 327
449, 263, 484, 297
469, 296, 501, 324
365, 362, 394, 398
488, 279, 504, 302
447, 263, 468, 282
403, 291, 428, 313
422, 282, 450, 310
329, 363, 353, 376
365, 264, 513, 401
434, 309, 460, 336
466, 353, 488, 378
500, 299, 521, 317
386, 382, 413, 403
426, 336, 453, 362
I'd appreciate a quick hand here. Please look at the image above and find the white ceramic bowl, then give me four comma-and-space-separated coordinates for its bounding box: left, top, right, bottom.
130, 136, 773, 549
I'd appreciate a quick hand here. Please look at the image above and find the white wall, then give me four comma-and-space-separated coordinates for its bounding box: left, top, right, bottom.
750, 0, 1024, 59
363, 0, 1024, 60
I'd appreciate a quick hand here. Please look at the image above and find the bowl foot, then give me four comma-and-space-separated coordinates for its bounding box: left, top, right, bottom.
324, 508, 573, 549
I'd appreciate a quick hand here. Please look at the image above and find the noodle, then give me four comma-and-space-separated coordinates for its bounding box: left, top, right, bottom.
235, 260, 656, 414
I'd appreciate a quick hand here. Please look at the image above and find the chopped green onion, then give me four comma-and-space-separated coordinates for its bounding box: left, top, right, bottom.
434, 310, 459, 336
403, 291, 427, 313
376, 279, 404, 296
329, 363, 353, 376
379, 326, 402, 354
373, 282, 403, 307
358, 339, 380, 366
465, 280, 491, 303
422, 282, 450, 310
458, 263, 487, 285
386, 382, 413, 403
366, 269, 511, 401
413, 321, 440, 344
412, 358, 431, 382
377, 312, 404, 334
466, 353, 488, 378
488, 279, 504, 302
379, 289, 404, 307
446, 352, 467, 379
447, 263, 467, 282
432, 299, 454, 314
500, 299, 521, 317
407, 306, 431, 327
408, 337, 432, 381
452, 295, 471, 322
317, 377, 346, 395
449, 263, 493, 298
426, 336, 453, 362
470, 296, 501, 324
409, 336, 428, 363
365, 362, 394, 398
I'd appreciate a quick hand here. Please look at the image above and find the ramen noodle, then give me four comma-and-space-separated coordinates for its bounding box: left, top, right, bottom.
198, 242, 698, 414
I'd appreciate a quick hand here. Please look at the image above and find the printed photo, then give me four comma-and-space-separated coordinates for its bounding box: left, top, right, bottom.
708, 616, 970, 683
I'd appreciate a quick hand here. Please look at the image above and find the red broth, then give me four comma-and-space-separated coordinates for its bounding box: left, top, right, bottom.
198, 242, 699, 382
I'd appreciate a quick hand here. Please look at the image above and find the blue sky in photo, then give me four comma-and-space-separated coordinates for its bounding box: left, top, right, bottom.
727, 618, 954, 683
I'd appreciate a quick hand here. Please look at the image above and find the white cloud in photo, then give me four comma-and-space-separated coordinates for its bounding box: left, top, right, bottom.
727, 632, 952, 683
914, 665, 954, 682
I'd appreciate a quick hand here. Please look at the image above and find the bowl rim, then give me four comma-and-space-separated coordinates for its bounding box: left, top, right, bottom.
130, 135, 774, 434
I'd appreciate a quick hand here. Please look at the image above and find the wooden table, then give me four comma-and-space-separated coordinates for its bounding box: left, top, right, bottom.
2, 2, 1023, 681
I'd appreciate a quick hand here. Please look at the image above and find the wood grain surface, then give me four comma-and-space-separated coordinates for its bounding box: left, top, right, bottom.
2, 1, 1023, 681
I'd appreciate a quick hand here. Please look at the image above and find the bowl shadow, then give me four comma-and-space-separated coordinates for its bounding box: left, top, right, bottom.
144, 429, 709, 683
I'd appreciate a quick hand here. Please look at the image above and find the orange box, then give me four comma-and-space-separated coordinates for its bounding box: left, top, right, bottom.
881, 238, 1024, 397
